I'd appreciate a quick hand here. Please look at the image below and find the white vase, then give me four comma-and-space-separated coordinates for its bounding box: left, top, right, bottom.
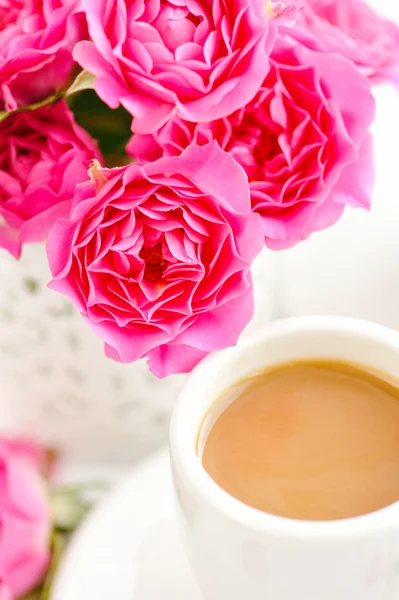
0, 244, 273, 461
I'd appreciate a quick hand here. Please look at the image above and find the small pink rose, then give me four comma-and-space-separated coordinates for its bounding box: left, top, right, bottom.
0, 583, 12, 600
286, 0, 399, 86
0, 439, 51, 598
0, 100, 102, 259
74, 0, 297, 134
0, 0, 87, 111
47, 144, 265, 377
129, 38, 375, 248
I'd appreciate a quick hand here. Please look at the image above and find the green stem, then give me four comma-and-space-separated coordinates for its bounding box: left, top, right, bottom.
39, 531, 68, 600
0, 70, 95, 123
0, 91, 64, 123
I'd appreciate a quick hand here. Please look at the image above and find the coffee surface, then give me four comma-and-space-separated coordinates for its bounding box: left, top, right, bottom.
201, 360, 399, 521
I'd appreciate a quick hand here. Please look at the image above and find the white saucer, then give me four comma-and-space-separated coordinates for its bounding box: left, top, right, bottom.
51, 450, 203, 600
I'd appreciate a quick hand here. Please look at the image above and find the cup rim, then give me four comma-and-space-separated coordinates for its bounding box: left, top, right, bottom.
170, 316, 399, 540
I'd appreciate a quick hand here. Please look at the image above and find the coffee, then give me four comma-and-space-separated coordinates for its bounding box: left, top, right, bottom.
200, 360, 399, 521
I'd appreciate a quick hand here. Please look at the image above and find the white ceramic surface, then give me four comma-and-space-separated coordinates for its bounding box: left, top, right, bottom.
170, 317, 399, 600
51, 449, 203, 600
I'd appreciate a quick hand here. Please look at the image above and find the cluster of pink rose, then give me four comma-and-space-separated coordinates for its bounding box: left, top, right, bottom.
1, 0, 398, 378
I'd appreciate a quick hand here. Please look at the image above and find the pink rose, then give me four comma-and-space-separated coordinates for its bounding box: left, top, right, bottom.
73, 0, 296, 134
47, 144, 264, 377
0, 439, 51, 598
0, 100, 102, 259
128, 39, 375, 249
0, 584, 12, 600
0, 0, 86, 111
286, 0, 399, 85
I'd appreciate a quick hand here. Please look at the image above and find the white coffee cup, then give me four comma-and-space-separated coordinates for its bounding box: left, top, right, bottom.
170, 316, 399, 600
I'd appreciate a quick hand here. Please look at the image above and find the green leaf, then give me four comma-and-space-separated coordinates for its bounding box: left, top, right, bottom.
65, 70, 96, 97
70, 89, 132, 160
50, 485, 94, 532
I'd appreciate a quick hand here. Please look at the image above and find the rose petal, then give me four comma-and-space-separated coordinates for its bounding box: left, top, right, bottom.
48, 144, 264, 376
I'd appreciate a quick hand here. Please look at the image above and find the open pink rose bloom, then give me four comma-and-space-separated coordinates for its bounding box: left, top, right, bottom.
129, 37, 376, 248
0, 440, 51, 599
47, 144, 264, 377
74, 0, 296, 133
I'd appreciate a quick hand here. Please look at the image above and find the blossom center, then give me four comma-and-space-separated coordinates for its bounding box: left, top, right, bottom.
152, 1, 201, 52
3, 137, 41, 187
253, 129, 280, 171
139, 242, 168, 281
230, 118, 281, 181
